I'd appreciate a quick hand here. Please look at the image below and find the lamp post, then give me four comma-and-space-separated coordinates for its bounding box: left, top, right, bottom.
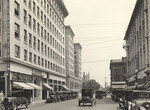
135, 70, 138, 90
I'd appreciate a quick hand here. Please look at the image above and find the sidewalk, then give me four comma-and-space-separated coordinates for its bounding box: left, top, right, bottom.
31, 100, 46, 105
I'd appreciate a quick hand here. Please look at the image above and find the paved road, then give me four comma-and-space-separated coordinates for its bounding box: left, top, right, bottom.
17, 95, 122, 110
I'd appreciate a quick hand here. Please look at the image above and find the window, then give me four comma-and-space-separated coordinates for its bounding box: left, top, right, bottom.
34, 54, 36, 64
0, 19, 1, 33
33, 36, 36, 49
41, 11, 43, 22
44, 15, 46, 26
33, 1, 36, 14
29, 52, 32, 62
14, 1, 20, 17
24, 49, 27, 61
15, 45, 20, 58
47, 18, 49, 29
15, 23, 20, 39
28, 14, 32, 28
23, 0, 27, 4
29, 33, 32, 47
23, 9, 27, 24
41, 26, 43, 37
38, 40, 40, 51
37, 23, 40, 35
24, 29, 27, 43
45, 45, 47, 55
41, 58, 44, 67
33, 19, 36, 31
41, 42, 43, 53
44, 0, 46, 10
38, 56, 40, 65
44, 30, 46, 40
28, 0, 31, 9
47, 4, 49, 14
37, 6, 40, 18
41, 0, 43, 7
45, 60, 47, 68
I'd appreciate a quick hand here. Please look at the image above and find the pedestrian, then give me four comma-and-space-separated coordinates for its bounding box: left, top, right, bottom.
0, 91, 4, 102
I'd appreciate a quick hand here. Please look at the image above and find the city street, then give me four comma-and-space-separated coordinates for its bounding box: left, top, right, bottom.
17, 95, 122, 110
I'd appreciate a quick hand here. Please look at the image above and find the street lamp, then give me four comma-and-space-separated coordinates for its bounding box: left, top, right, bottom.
135, 70, 138, 90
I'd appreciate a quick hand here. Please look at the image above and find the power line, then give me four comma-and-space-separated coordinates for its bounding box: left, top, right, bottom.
82, 38, 122, 46
69, 22, 125, 26
82, 60, 110, 63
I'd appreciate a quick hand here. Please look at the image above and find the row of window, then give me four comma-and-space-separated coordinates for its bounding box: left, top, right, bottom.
14, 2, 65, 47
15, 45, 65, 74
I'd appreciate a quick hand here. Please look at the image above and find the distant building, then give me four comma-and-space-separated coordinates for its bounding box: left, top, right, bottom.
110, 58, 126, 82
83, 72, 90, 83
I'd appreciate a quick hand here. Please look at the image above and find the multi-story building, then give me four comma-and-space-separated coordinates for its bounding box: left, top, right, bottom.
124, 0, 149, 89
110, 58, 126, 82
65, 26, 82, 90
74, 43, 82, 90
109, 58, 126, 89
0, 0, 68, 100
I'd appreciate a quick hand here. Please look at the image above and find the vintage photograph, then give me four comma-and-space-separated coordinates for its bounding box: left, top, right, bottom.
0, 0, 150, 110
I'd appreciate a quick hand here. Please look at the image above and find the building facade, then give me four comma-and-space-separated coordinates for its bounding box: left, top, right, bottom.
124, 0, 150, 89
65, 26, 82, 91
74, 43, 82, 90
0, 0, 68, 100
110, 58, 126, 82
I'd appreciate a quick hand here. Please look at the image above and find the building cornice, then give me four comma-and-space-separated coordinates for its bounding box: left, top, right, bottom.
3, 57, 66, 78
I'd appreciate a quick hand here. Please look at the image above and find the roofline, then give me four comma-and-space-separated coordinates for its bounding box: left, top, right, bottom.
56, 0, 69, 17
74, 43, 82, 49
65, 25, 75, 36
124, 0, 141, 40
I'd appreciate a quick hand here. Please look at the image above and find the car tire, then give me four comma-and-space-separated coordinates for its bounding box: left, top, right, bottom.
1, 103, 5, 110
12, 102, 17, 110
78, 102, 80, 106
25, 101, 29, 108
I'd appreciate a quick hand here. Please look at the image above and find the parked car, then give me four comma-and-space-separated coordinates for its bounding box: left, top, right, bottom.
78, 89, 96, 106
128, 90, 150, 110
46, 92, 57, 103
95, 90, 104, 99
111, 89, 124, 102
118, 89, 133, 109
3, 91, 30, 110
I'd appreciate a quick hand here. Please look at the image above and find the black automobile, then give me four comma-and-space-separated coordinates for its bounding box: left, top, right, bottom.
95, 90, 103, 99
46, 92, 57, 103
78, 89, 96, 106
111, 89, 124, 102
3, 91, 30, 110
118, 90, 133, 109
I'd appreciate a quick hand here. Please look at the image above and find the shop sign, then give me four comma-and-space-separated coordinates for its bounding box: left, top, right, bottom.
32, 69, 43, 77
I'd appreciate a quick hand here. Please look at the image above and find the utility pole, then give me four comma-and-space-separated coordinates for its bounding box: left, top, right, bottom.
105, 77, 107, 89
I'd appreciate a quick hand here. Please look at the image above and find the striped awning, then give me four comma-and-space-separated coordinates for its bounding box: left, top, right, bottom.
13, 82, 33, 90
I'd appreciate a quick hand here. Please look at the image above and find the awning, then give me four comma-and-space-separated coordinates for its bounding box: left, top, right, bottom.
43, 83, 53, 90
111, 85, 126, 89
126, 84, 145, 90
26, 83, 42, 89
62, 85, 69, 90
128, 75, 136, 82
144, 81, 150, 89
13, 82, 33, 90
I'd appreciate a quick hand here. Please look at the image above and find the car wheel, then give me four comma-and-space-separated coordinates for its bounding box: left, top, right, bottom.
1, 103, 5, 110
78, 102, 80, 106
12, 102, 17, 110
25, 101, 29, 108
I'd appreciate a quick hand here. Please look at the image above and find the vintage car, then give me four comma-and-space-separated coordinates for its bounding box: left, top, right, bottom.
78, 89, 96, 106
111, 89, 124, 102
0, 96, 5, 110
46, 92, 58, 103
128, 90, 150, 110
3, 91, 30, 110
118, 90, 133, 109
95, 90, 104, 99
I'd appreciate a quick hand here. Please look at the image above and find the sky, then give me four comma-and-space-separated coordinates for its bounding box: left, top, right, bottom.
64, 0, 137, 87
